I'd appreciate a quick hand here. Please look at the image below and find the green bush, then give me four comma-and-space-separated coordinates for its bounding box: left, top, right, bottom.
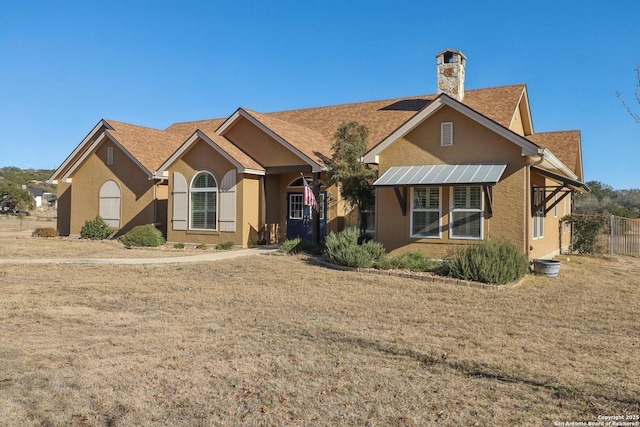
563, 214, 607, 254
196, 243, 208, 250
278, 238, 322, 255
80, 216, 112, 240
323, 227, 386, 268
447, 239, 529, 285
216, 241, 235, 251
32, 227, 59, 238
174, 242, 185, 249
377, 250, 441, 272
118, 224, 165, 247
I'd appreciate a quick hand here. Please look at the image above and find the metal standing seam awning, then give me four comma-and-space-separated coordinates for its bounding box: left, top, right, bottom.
373, 164, 508, 217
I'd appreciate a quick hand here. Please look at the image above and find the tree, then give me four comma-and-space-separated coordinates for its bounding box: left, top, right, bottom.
330, 122, 377, 233
0, 182, 34, 213
616, 62, 640, 124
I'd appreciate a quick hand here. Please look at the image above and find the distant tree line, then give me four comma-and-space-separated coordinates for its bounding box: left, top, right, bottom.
0, 166, 56, 213
575, 181, 640, 218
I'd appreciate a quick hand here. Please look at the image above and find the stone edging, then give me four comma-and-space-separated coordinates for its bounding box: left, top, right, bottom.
306, 256, 513, 290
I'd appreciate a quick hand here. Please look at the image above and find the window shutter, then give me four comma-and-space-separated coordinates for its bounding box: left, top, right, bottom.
172, 172, 188, 230
441, 122, 453, 146
99, 180, 120, 228
219, 169, 237, 232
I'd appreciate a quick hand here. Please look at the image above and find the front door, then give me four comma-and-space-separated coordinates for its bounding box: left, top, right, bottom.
286, 192, 326, 241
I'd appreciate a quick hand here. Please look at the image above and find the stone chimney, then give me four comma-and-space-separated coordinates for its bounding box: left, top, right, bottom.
436, 48, 466, 102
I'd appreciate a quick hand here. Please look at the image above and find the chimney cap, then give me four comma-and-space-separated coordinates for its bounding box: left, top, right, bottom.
435, 48, 466, 60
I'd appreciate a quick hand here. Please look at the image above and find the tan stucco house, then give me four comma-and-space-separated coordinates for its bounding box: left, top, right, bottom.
49, 48, 587, 260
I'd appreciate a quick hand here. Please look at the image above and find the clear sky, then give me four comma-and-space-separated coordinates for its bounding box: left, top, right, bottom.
1, 0, 638, 189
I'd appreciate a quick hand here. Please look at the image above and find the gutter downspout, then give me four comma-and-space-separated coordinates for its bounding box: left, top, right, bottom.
525, 150, 545, 258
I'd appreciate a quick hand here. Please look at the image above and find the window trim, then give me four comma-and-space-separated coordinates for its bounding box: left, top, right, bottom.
449, 185, 484, 240
289, 193, 303, 220
189, 171, 218, 231
441, 122, 453, 146
106, 146, 114, 165
99, 180, 121, 228
410, 186, 441, 239
532, 186, 545, 240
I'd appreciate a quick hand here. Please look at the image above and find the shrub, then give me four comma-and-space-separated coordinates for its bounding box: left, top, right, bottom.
118, 224, 165, 247
196, 243, 208, 250
216, 241, 235, 251
32, 227, 59, 238
377, 250, 441, 272
80, 216, 112, 240
278, 238, 322, 255
174, 242, 185, 249
323, 227, 386, 268
563, 214, 607, 254
447, 239, 529, 285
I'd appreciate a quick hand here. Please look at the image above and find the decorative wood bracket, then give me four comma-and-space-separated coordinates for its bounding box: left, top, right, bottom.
532, 186, 571, 216
394, 186, 408, 216
483, 185, 494, 218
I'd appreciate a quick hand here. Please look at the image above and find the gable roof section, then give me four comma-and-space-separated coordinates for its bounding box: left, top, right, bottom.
362, 92, 542, 163
528, 131, 583, 181
216, 108, 328, 172
104, 120, 186, 174
156, 129, 264, 177
49, 119, 112, 182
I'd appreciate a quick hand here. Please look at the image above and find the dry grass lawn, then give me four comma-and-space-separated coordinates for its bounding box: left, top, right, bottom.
0, 216, 639, 426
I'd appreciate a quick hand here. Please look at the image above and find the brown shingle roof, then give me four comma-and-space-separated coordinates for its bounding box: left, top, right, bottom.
242, 109, 332, 166
528, 130, 582, 178
105, 120, 185, 173
266, 84, 525, 153
104, 84, 531, 173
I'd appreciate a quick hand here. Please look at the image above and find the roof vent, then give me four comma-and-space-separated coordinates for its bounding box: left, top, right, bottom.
436, 48, 466, 102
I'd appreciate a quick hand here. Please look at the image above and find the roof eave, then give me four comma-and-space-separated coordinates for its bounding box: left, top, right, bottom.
48, 119, 113, 183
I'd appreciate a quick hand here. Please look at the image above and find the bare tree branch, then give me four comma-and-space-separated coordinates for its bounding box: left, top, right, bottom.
617, 62, 640, 124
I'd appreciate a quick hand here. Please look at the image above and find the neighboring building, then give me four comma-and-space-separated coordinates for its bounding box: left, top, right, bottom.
49, 48, 587, 259
28, 187, 44, 209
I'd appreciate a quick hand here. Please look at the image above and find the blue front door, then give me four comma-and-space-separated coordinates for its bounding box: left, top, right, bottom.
286, 192, 326, 241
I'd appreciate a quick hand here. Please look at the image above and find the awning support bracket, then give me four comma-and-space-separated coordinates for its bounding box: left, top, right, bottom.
483, 185, 494, 218
394, 186, 408, 216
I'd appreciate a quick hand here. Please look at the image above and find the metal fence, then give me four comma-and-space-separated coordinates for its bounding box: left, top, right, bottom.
609, 215, 640, 257
563, 214, 640, 257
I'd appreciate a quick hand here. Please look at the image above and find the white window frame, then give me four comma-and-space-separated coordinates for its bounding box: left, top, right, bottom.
289, 193, 303, 220
533, 187, 545, 240
189, 171, 218, 231
449, 186, 484, 240
410, 187, 441, 238
441, 122, 453, 146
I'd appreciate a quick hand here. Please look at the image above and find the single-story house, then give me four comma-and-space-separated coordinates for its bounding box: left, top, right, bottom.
49, 48, 587, 259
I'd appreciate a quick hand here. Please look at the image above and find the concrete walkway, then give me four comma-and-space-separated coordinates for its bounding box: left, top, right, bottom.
0, 247, 278, 265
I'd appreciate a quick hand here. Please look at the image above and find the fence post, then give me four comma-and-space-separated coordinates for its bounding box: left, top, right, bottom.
610, 215, 614, 258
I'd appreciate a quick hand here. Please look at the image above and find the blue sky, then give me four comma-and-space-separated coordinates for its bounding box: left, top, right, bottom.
1, 0, 638, 189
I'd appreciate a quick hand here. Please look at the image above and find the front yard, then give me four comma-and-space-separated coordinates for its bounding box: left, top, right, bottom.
0, 227, 638, 425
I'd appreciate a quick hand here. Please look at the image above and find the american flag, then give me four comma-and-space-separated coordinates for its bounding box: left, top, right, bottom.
302, 175, 318, 211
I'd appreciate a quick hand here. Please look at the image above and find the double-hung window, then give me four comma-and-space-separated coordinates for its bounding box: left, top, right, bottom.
450, 186, 483, 239
190, 171, 218, 230
533, 187, 544, 239
411, 187, 440, 238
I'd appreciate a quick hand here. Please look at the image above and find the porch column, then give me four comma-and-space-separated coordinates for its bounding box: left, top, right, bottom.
313, 172, 321, 244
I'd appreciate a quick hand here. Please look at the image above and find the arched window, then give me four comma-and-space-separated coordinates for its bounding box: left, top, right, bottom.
190, 171, 218, 230
99, 180, 121, 228
287, 177, 326, 188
